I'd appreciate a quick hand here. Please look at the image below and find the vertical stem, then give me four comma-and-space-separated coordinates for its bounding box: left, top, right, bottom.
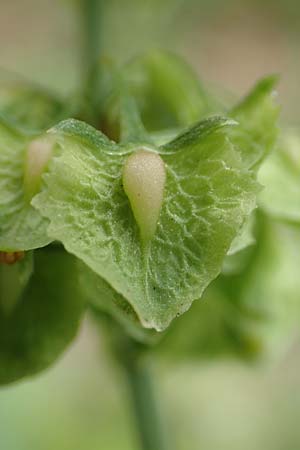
125, 353, 168, 450
81, 0, 102, 79
79, 0, 105, 126
112, 330, 169, 450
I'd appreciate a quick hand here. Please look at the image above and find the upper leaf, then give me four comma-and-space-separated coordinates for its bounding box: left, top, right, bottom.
33, 117, 258, 331
0, 79, 67, 132
124, 50, 220, 131
229, 76, 279, 169
0, 118, 51, 251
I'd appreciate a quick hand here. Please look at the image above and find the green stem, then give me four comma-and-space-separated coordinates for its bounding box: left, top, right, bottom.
125, 353, 167, 450
81, 0, 102, 78
111, 329, 169, 450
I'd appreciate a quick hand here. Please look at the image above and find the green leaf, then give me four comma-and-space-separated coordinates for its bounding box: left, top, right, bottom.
217, 215, 300, 360
124, 50, 219, 131
227, 213, 256, 256
0, 80, 66, 132
161, 116, 238, 154
258, 129, 300, 223
229, 75, 279, 169
119, 94, 152, 144
79, 260, 156, 343
233, 216, 300, 358
0, 252, 33, 316
159, 215, 300, 361
33, 117, 258, 331
0, 118, 52, 251
222, 213, 256, 276
157, 279, 261, 361
0, 247, 85, 385
222, 245, 255, 276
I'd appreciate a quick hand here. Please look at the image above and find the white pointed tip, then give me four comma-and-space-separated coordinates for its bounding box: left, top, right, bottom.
122, 148, 166, 242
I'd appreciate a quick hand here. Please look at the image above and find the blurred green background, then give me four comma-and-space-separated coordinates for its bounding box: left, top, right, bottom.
1, 1, 300, 449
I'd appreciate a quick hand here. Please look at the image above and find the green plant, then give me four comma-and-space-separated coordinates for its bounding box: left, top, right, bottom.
1, 2, 300, 449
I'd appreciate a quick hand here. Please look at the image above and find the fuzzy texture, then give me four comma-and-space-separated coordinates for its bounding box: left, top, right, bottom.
33, 117, 259, 331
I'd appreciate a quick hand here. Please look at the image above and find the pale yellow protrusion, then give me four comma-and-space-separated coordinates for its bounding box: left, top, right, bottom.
24, 136, 54, 199
122, 149, 166, 242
